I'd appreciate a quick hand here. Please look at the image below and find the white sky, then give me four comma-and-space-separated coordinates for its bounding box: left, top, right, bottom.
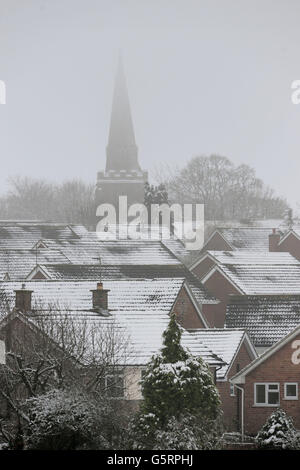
0, 0, 300, 207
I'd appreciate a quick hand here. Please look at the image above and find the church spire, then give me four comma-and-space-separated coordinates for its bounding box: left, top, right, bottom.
106, 55, 141, 172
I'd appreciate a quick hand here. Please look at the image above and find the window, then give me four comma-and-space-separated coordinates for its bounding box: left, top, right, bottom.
284, 383, 298, 400
254, 383, 279, 406
103, 373, 125, 398
230, 383, 235, 397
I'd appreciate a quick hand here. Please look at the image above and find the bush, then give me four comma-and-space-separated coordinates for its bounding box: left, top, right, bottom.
256, 409, 297, 450
24, 389, 117, 450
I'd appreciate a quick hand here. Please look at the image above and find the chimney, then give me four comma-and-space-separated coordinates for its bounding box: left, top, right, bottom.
90, 282, 110, 311
269, 228, 280, 252
14, 283, 33, 312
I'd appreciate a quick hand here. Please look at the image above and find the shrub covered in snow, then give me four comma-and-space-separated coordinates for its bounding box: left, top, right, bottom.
24, 389, 123, 450
256, 409, 297, 450
154, 414, 223, 450
128, 314, 222, 449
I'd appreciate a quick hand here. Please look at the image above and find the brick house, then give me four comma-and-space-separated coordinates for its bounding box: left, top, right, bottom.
0, 280, 224, 406
230, 325, 300, 436
0, 279, 256, 430
196, 252, 300, 328
226, 294, 300, 354
186, 329, 257, 431
194, 225, 300, 261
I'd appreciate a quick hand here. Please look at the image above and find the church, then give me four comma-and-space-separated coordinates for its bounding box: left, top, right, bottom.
95, 57, 148, 218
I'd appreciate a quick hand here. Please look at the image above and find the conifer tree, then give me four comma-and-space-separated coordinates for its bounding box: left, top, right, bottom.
256, 409, 297, 449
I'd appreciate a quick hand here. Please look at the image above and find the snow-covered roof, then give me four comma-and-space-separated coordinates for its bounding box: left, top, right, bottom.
206, 250, 299, 265
226, 295, 300, 347
218, 264, 300, 295
186, 329, 256, 379
231, 323, 300, 385
0, 303, 224, 368
212, 227, 273, 251
0, 278, 185, 313
0, 223, 82, 248
48, 239, 182, 266
30, 263, 218, 305
0, 249, 71, 280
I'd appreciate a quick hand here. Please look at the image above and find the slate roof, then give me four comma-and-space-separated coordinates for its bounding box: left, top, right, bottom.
214, 227, 274, 251
33, 263, 218, 305
206, 250, 300, 265
218, 264, 300, 295
186, 329, 254, 379
0, 249, 71, 280
226, 295, 300, 347
48, 239, 182, 266
0, 223, 81, 247
10, 309, 224, 367
0, 279, 224, 367
0, 278, 185, 312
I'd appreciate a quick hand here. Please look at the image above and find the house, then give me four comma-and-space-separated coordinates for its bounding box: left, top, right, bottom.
0, 280, 224, 404
198, 227, 273, 253
186, 329, 257, 431
226, 295, 300, 354
190, 250, 299, 281
197, 253, 300, 327
25, 262, 219, 330
230, 324, 300, 436
193, 225, 300, 262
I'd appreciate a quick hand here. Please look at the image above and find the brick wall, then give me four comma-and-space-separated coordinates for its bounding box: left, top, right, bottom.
202, 271, 240, 327
192, 257, 215, 280
202, 232, 232, 252
217, 342, 254, 431
242, 332, 300, 435
173, 287, 206, 329
278, 234, 300, 261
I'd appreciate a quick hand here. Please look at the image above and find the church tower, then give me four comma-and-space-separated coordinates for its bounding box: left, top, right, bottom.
96, 57, 148, 217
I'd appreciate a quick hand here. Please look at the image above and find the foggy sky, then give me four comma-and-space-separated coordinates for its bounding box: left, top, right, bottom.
0, 0, 300, 209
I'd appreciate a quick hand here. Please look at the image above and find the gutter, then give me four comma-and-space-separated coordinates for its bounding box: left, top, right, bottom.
230, 381, 244, 442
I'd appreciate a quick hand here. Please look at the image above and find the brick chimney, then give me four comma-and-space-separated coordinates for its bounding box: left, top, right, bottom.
14, 283, 33, 312
269, 228, 281, 252
90, 282, 110, 311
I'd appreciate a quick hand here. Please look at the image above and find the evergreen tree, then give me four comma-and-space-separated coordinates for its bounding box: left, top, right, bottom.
256, 408, 297, 449
128, 314, 221, 449
144, 182, 169, 208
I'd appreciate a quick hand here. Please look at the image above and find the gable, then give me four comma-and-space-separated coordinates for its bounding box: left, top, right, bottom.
231, 324, 300, 384
246, 332, 300, 383
173, 285, 207, 329
202, 231, 233, 252
202, 268, 242, 300
279, 232, 300, 261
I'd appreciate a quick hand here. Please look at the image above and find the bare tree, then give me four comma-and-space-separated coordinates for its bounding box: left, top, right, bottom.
0, 304, 136, 448
156, 155, 288, 221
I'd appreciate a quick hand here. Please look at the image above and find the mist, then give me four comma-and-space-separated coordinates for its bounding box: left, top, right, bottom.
0, 0, 300, 208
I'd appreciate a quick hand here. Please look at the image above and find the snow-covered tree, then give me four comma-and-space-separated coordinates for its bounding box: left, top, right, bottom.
141, 314, 220, 424
24, 389, 125, 450
154, 414, 223, 450
256, 409, 297, 449
129, 314, 222, 449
